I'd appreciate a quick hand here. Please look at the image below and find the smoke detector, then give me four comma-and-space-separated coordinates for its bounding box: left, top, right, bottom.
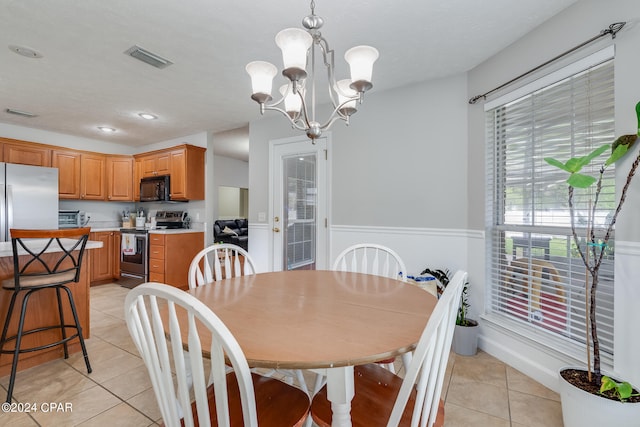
124, 45, 173, 69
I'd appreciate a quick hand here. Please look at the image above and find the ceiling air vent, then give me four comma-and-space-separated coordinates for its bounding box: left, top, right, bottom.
124, 45, 173, 69
5, 108, 37, 118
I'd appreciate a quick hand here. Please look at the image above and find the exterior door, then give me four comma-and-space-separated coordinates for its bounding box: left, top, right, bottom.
271, 136, 329, 271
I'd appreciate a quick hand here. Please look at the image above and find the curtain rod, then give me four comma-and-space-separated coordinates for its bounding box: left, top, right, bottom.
468, 22, 626, 105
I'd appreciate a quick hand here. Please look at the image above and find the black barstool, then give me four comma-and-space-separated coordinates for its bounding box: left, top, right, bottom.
0, 227, 92, 403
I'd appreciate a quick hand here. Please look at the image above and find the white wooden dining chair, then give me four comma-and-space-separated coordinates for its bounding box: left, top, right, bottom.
331, 243, 409, 374
188, 243, 312, 396
311, 270, 468, 427
124, 282, 310, 427
333, 243, 408, 282
188, 243, 257, 289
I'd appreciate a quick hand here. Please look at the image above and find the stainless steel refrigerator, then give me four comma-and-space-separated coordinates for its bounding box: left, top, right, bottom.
0, 163, 59, 241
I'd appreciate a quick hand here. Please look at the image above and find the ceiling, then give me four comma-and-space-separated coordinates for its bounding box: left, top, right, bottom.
0, 0, 578, 161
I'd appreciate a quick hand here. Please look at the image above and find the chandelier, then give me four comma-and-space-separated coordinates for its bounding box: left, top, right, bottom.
246, 0, 379, 142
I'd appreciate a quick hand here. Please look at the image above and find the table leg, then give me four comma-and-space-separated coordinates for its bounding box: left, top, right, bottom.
326, 366, 354, 427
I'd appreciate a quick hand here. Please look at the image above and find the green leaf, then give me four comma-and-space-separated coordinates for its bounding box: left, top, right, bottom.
600, 376, 616, 393
583, 144, 610, 163
544, 157, 570, 172
618, 382, 633, 400
605, 144, 629, 166
565, 157, 586, 173
567, 173, 597, 188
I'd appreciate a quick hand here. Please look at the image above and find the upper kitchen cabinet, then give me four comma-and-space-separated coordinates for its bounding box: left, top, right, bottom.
133, 158, 142, 201
140, 151, 170, 178
52, 150, 106, 200
52, 149, 81, 199
1, 138, 51, 167
106, 156, 133, 201
81, 153, 106, 200
169, 145, 205, 200
134, 144, 205, 201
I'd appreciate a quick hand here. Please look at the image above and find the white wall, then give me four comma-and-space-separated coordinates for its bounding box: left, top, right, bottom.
467, 0, 640, 389
248, 73, 470, 281
213, 155, 249, 221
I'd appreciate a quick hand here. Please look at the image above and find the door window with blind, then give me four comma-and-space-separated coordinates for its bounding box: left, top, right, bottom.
485, 51, 615, 362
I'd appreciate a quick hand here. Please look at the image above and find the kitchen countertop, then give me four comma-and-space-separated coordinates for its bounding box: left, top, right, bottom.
0, 239, 103, 258
90, 227, 203, 234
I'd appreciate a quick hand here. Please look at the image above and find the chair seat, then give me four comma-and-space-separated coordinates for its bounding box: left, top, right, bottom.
311, 364, 445, 427
2, 270, 77, 289
180, 372, 310, 427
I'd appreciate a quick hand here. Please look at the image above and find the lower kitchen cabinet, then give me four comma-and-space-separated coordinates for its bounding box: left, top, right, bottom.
149, 231, 204, 290
90, 231, 120, 285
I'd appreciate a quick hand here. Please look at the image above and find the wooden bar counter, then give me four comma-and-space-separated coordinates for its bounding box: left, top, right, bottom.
0, 239, 102, 376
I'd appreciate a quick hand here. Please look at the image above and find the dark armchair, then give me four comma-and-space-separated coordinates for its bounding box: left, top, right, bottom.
213, 219, 248, 250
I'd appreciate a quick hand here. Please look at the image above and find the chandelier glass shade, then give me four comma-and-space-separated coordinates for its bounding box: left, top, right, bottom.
246, 1, 378, 142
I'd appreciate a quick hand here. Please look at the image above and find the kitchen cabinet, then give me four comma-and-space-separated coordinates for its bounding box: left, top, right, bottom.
113, 232, 121, 281
134, 144, 206, 201
81, 153, 106, 200
106, 156, 133, 201
140, 152, 170, 178
90, 231, 118, 285
133, 158, 142, 201
2, 140, 51, 167
52, 150, 106, 200
148, 231, 204, 290
167, 145, 205, 200
52, 149, 81, 199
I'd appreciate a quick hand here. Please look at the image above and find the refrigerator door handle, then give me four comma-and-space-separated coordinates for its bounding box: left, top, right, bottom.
0, 183, 5, 242
6, 184, 13, 234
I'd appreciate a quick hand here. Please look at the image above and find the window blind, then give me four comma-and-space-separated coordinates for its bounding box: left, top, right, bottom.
485, 56, 615, 363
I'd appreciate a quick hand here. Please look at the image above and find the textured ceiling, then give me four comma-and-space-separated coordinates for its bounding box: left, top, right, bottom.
0, 0, 578, 160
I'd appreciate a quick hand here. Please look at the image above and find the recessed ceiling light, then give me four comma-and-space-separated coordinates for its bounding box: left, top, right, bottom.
98, 126, 116, 133
8, 45, 43, 58
138, 113, 157, 120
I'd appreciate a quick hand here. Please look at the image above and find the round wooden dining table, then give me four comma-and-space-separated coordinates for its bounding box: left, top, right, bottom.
186, 269, 438, 427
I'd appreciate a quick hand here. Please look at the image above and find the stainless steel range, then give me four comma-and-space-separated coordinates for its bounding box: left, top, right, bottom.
119, 210, 188, 282
120, 229, 149, 281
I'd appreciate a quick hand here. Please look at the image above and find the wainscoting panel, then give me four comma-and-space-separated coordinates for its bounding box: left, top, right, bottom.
330, 225, 481, 277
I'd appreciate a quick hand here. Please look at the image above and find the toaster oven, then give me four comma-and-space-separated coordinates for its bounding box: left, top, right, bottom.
58, 210, 90, 228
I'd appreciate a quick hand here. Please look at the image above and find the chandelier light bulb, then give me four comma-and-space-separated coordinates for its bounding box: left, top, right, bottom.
275, 28, 313, 81
280, 84, 303, 117
335, 79, 358, 116
345, 45, 379, 92
246, 61, 278, 103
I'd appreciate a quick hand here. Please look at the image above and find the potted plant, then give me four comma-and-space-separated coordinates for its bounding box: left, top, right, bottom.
422, 268, 478, 355
544, 101, 640, 426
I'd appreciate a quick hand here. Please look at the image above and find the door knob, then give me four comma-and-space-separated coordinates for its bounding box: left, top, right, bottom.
273, 227, 280, 232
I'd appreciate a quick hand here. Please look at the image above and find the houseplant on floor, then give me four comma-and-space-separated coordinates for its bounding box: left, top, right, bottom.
544, 101, 640, 426
422, 268, 478, 355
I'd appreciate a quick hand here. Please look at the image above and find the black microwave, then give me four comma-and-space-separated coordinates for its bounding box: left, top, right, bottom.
140, 175, 171, 202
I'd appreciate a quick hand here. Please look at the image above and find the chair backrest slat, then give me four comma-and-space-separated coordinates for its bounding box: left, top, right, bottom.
188, 244, 257, 289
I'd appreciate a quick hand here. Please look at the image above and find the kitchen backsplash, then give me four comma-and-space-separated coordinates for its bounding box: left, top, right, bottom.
59, 200, 206, 231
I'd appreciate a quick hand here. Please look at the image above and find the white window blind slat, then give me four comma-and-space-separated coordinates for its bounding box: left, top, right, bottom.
485, 56, 615, 364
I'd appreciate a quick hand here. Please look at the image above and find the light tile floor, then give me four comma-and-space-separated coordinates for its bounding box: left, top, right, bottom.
0, 283, 564, 426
